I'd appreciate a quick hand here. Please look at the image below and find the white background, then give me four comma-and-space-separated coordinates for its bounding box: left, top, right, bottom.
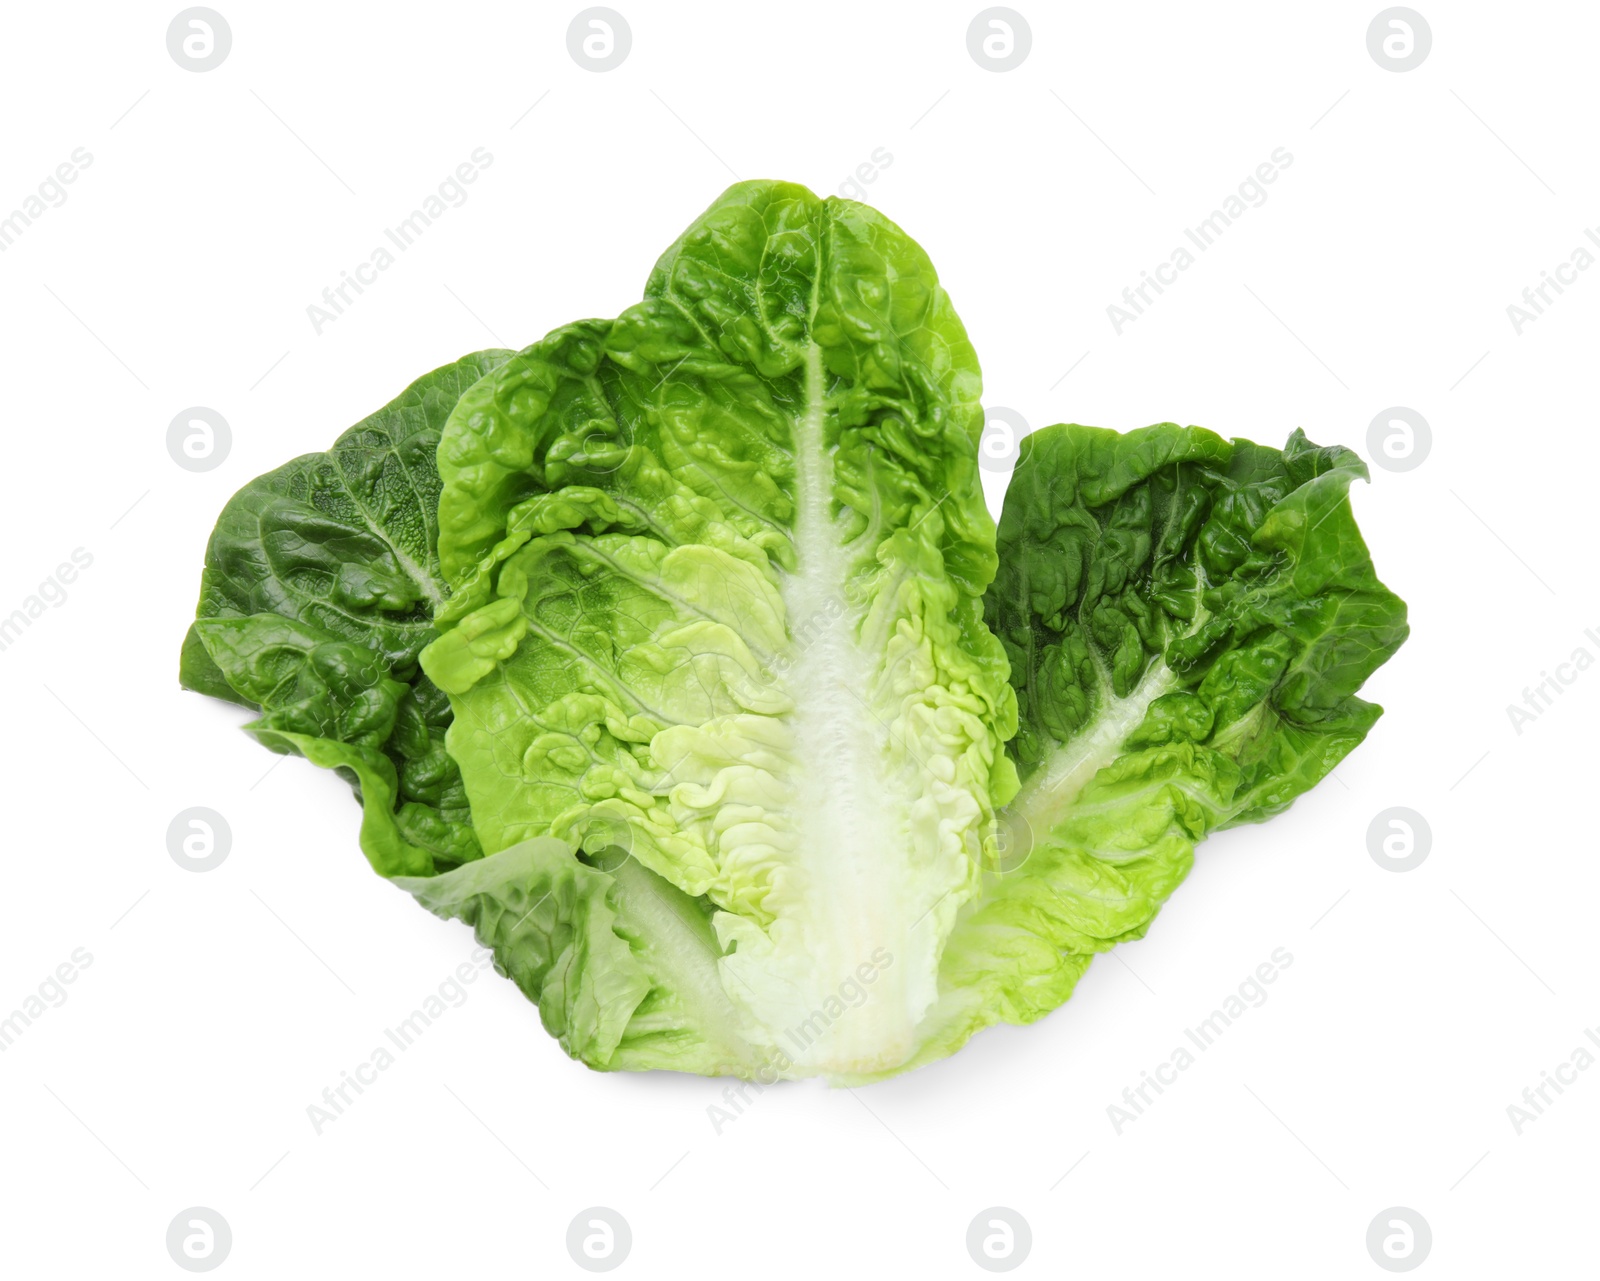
1, 1, 1594, 1276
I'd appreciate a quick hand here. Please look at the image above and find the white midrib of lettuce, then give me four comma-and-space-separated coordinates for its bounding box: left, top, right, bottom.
1008, 576, 1208, 832
868, 659, 1181, 1082
606, 857, 765, 1074
716, 338, 928, 1076
348, 487, 446, 610
1007, 662, 1177, 836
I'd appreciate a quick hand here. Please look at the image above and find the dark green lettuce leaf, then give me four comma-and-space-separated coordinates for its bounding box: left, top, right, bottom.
179, 350, 511, 875
869, 422, 1409, 1077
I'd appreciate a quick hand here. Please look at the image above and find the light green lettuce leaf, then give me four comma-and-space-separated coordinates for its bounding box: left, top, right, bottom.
399, 839, 768, 1074
421, 180, 1018, 1077
397, 838, 651, 1066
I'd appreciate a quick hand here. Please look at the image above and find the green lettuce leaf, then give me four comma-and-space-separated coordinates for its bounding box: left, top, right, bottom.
180, 350, 511, 875
398, 839, 767, 1074
873, 422, 1409, 1076
420, 180, 1018, 1077
176, 184, 1410, 1086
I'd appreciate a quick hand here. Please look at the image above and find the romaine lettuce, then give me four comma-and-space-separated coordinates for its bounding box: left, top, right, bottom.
179, 181, 1407, 1082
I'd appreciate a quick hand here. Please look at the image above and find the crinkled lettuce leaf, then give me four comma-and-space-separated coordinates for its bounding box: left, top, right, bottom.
179, 350, 511, 875
867, 422, 1409, 1077
420, 180, 1018, 1077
